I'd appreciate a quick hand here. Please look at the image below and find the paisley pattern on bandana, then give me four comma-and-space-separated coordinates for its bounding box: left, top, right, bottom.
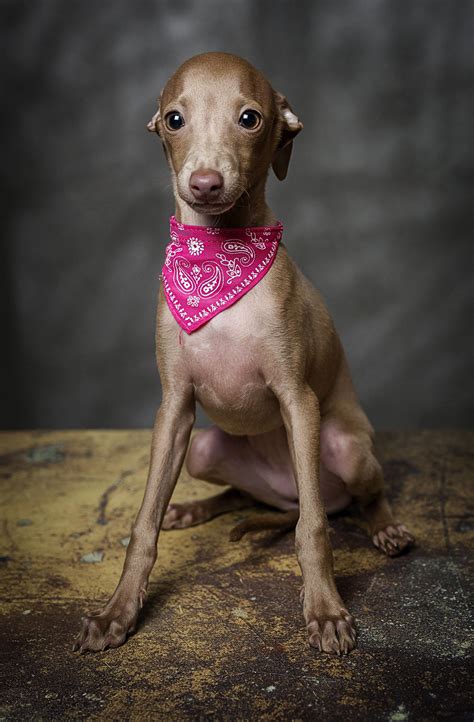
161, 215, 283, 333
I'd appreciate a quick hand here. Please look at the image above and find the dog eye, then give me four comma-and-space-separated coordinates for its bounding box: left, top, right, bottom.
239, 110, 262, 130
165, 111, 185, 131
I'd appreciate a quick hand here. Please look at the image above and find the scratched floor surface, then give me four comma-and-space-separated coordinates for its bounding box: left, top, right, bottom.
0, 430, 472, 721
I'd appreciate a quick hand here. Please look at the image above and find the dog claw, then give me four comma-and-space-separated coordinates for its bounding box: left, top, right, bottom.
101, 635, 112, 651
373, 523, 415, 557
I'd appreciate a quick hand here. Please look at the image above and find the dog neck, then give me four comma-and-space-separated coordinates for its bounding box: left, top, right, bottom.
173, 177, 277, 229
162, 212, 283, 333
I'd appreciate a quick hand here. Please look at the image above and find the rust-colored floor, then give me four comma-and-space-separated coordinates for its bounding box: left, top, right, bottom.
0, 430, 472, 720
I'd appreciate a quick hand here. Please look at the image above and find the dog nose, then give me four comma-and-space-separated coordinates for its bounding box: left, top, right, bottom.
189, 169, 224, 202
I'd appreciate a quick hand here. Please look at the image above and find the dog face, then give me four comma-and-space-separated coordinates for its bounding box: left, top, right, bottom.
148, 52, 302, 215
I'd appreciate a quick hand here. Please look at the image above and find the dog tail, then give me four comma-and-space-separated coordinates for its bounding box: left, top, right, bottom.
229, 509, 299, 542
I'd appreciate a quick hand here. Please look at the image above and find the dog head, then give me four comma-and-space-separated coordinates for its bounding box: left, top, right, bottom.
148, 52, 302, 215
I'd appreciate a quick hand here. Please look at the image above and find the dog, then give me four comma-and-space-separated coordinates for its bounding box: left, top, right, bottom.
74, 52, 414, 655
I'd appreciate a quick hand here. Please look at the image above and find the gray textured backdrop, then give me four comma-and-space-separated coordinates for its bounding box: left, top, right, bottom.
1, 0, 473, 430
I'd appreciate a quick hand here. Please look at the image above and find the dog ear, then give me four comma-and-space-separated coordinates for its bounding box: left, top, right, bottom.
272, 92, 303, 181
147, 94, 162, 135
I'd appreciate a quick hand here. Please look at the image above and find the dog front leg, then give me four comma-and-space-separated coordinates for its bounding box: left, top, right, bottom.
278, 385, 356, 655
74, 389, 195, 653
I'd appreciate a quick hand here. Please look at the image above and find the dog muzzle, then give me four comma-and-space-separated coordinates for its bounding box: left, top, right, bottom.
161, 215, 283, 333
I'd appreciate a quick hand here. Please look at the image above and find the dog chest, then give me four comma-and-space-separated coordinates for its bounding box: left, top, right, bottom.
181, 313, 281, 433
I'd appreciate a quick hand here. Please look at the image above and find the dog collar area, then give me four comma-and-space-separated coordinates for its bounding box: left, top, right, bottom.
161, 215, 283, 333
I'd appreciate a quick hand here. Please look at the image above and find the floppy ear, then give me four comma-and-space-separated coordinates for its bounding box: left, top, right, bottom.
147, 94, 162, 135
272, 91, 303, 181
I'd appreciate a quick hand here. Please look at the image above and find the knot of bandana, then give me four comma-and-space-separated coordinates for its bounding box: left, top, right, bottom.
161, 215, 283, 333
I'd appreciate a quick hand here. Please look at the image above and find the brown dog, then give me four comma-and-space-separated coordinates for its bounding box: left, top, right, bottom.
74, 52, 414, 655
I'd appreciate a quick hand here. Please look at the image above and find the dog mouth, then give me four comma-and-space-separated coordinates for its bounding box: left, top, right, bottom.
189, 201, 235, 216
185, 198, 236, 215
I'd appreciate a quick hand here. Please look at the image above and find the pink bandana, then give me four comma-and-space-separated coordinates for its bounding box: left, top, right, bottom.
161, 215, 283, 333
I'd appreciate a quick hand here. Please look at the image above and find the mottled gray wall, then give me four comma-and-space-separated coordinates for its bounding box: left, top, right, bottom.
1, 0, 473, 430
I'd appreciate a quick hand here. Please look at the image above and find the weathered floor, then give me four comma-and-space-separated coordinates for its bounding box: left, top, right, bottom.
0, 429, 472, 721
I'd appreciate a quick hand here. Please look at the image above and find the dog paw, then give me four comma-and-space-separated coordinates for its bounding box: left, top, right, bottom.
307, 611, 357, 655
72, 598, 141, 653
162, 501, 211, 530
372, 523, 415, 557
